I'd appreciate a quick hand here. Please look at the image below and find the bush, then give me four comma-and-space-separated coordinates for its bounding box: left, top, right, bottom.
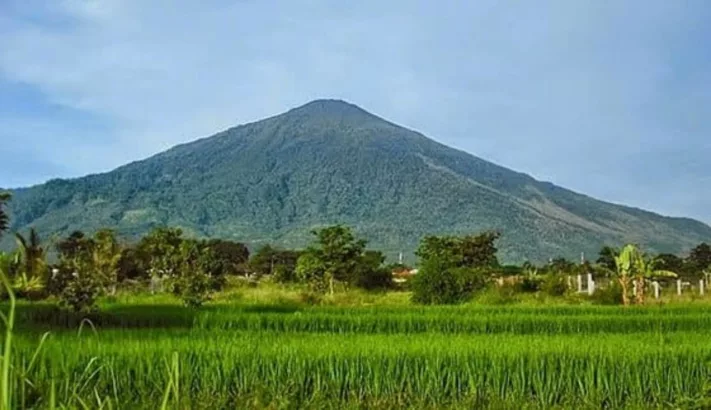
542, 274, 569, 297
273, 264, 297, 283
59, 272, 102, 312
477, 285, 520, 305
516, 275, 542, 293
171, 270, 212, 308
354, 266, 392, 290
591, 283, 624, 305
411, 257, 487, 305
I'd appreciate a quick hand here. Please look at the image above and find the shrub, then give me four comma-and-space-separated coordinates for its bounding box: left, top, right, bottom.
516, 275, 542, 293
591, 282, 624, 305
59, 271, 102, 312
412, 257, 487, 304
353, 251, 393, 291
273, 264, 297, 283
542, 274, 569, 297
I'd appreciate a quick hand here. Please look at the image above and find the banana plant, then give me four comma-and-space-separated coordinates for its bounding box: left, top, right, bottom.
632, 255, 677, 304
613, 244, 639, 305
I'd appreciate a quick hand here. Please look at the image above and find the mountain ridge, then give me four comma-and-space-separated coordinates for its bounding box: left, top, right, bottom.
4, 99, 711, 263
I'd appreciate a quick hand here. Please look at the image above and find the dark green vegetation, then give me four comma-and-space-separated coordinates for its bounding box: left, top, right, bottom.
4, 100, 711, 262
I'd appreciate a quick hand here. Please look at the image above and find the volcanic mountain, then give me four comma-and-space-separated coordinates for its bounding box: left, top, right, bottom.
5, 99, 711, 262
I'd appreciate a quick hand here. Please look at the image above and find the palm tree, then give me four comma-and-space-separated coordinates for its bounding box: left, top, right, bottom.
14, 228, 48, 288
0, 191, 10, 240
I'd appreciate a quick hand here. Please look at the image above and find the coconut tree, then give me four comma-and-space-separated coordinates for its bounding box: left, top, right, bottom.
13, 228, 48, 295
0, 191, 10, 240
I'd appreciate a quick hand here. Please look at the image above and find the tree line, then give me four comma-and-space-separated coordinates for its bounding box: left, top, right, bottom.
1, 190, 710, 309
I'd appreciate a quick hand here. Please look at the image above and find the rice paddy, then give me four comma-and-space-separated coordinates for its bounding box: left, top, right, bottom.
4, 300, 711, 409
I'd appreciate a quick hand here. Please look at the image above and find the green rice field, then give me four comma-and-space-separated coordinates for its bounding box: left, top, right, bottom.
6, 302, 711, 409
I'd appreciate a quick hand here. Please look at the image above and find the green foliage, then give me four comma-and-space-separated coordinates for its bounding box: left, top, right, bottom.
56, 230, 95, 261
169, 241, 213, 308
687, 243, 711, 275
416, 231, 501, 269
296, 225, 390, 293
0, 191, 10, 240
541, 273, 569, 297
7, 100, 711, 263
200, 239, 249, 276
58, 258, 102, 312
295, 252, 328, 293
352, 250, 393, 290
411, 256, 487, 304
8, 303, 711, 408
92, 229, 122, 294
596, 246, 618, 272
249, 245, 300, 278
516, 268, 543, 293
413, 232, 499, 304
590, 282, 624, 305
137, 227, 184, 277
12, 228, 48, 298
308, 225, 367, 284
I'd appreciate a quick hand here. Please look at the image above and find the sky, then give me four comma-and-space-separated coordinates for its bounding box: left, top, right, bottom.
1, 0, 710, 223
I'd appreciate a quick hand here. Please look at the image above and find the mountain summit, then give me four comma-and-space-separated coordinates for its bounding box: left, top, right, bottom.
5, 100, 711, 262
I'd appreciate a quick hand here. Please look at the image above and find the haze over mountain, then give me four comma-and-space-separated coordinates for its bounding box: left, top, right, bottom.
4, 100, 711, 263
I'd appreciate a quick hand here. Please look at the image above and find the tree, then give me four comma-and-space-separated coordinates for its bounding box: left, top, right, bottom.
249, 245, 300, 279
295, 252, 328, 293
655, 253, 685, 276
411, 256, 487, 304
92, 229, 122, 295
58, 257, 101, 312
137, 227, 184, 278
296, 225, 378, 294
13, 228, 48, 297
686, 243, 711, 275
169, 240, 213, 308
0, 191, 10, 239
596, 246, 619, 272
459, 231, 501, 268
546, 257, 575, 274
201, 239, 250, 276
56, 231, 94, 261
412, 232, 500, 304
416, 231, 500, 270
353, 250, 392, 290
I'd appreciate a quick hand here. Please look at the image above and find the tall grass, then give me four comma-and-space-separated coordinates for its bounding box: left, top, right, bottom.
12, 303, 711, 335
2, 298, 711, 408
9, 330, 711, 409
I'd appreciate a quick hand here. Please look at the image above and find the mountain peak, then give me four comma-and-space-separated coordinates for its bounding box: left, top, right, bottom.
286, 99, 377, 120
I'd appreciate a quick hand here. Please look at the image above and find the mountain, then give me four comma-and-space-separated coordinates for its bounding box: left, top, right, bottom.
4, 99, 711, 263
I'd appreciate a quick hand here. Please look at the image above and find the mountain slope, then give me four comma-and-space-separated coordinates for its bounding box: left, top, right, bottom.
5, 99, 711, 262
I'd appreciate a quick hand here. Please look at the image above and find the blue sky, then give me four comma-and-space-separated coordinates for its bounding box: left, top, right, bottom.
1, 0, 710, 223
